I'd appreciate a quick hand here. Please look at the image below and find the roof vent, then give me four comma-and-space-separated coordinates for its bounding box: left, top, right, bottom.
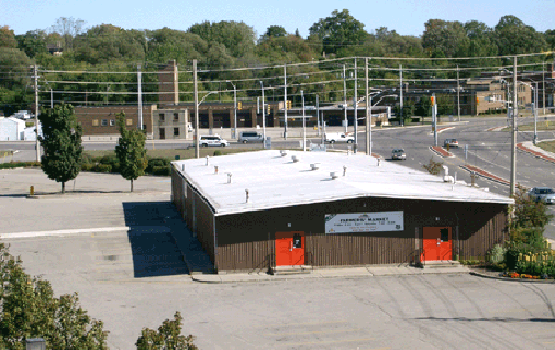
205, 155, 210, 166
343, 165, 347, 176
181, 164, 185, 171
330, 171, 338, 180
292, 155, 299, 163
226, 172, 232, 183
214, 165, 219, 174
281, 150, 288, 157
245, 189, 249, 203
310, 163, 320, 170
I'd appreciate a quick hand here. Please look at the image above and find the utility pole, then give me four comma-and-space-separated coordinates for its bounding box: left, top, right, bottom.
354, 58, 358, 154
399, 64, 403, 126
365, 58, 370, 157
432, 93, 437, 147
137, 64, 142, 130
194, 59, 199, 159
33, 64, 40, 162
543, 61, 546, 115
50, 88, 53, 108
316, 95, 320, 137
260, 81, 266, 147
284, 64, 288, 140
301, 90, 305, 152
343, 64, 347, 133
510, 56, 518, 197
456, 64, 460, 121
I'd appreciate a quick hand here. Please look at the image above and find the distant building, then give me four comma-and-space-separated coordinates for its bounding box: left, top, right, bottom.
0, 117, 26, 141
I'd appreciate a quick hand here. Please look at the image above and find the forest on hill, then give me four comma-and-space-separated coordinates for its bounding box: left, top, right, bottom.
1, 9, 554, 115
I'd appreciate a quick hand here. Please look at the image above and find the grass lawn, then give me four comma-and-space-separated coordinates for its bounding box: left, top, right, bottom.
84, 148, 275, 161
502, 120, 555, 132
537, 140, 555, 153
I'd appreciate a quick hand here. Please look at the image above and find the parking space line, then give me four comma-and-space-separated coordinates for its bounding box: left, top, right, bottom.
254, 320, 347, 328
279, 337, 374, 346
265, 328, 362, 337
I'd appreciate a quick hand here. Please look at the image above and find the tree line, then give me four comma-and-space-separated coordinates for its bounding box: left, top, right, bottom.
1, 10, 554, 115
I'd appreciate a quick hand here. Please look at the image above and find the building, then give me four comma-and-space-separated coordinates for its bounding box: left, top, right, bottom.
74, 105, 155, 139
0, 117, 26, 141
171, 150, 512, 273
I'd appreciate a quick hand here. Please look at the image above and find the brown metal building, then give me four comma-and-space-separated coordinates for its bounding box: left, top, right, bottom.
171, 151, 512, 274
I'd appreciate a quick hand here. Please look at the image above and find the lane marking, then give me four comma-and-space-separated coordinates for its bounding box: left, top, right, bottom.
0, 227, 130, 239
254, 320, 347, 329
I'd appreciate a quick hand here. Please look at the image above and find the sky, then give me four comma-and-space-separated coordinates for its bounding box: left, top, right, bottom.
2, 0, 554, 38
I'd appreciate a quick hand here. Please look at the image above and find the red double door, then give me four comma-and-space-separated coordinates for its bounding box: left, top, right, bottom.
421, 227, 453, 262
275, 231, 305, 266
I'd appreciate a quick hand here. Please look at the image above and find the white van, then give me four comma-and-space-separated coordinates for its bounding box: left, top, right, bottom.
324, 132, 354, 143
199, 135, 229, 147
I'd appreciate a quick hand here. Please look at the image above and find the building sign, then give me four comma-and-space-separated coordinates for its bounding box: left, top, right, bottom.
325, 211, 404, 233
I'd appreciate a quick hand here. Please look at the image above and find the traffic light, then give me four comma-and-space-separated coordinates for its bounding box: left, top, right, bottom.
430, 95, 435, 106
237, 101, 242, 110
268, 104, 271, 114
286, 100, 292, 109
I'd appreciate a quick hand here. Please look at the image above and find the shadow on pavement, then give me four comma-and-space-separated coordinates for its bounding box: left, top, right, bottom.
122, 201, 190, 278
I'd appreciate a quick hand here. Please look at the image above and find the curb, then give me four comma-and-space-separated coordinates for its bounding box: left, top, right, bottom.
429, 146, 454, 158
469, 271, 555, 284
26, 191, 170, 199
517, 141, 555, 164
459, 165, 509, 186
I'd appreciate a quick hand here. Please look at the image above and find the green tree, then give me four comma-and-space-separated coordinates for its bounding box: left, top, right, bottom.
260, 25, 287, 42
115, 113, 148, 192
494, 16, 546, 56
0, 243, 107, 349
421, 19, 469, 57
136, 312, 197, 350
0, 25, 17, 48
38, 104, 83, 193
309, 9, 369, 56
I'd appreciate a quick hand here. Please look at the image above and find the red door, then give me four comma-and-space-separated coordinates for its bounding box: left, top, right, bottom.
275, 231, 305, 266
421, 227, 452, 262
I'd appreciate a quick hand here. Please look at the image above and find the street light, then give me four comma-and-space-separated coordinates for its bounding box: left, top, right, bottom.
301, 90, 306, 151
366, 90, 397, 157
259, 81, 266, 147
226, 81, 237, 139
520, 80, 539, 144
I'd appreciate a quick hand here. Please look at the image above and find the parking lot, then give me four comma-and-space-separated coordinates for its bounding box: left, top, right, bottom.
1, 169, 554, 350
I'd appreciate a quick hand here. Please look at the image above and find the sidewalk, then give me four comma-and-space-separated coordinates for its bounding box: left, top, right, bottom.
517, 139, 555, 163
190, 264, 471, 284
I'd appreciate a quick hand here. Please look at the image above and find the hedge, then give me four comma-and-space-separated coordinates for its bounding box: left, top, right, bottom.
151, 165, 171, 176
0, 162, 41, 169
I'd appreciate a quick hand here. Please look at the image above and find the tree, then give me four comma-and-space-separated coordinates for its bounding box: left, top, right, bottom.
309, 9, 369, 55
0, 243, 108, 349
494, 16, 546, 56
136, 312, 197, 350
115, 113, 148, 192
421, 19, 469, 57
50, 17, 86, 50
38, 104, 83, 194
260, 25, 287, 42
0, 26, 17, 48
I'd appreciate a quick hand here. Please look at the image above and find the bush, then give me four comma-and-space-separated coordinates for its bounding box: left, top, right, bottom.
81, 153, 93, 164
95, 164, 112, 172
81, 163, 93, 171
213, 150, 223, 156
489, 244, 507, 264
147, 158, 170, 173
506, 247, 521, 271
152, 165, 171, 176
0, 162, 41, 169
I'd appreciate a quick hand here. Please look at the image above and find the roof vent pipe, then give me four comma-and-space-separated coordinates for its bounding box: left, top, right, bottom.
245, 189, 249, 203
310, 163, 320, 170
377, 158, 381, 166
330, 171, 338, 180
227, 173, 232, 184
214, 165, 219, 174
281, 150, 288, 157
205, 155, 209, 166
292, 155, 299, 163
181, 164, 185, 171
343, 165, 347, 176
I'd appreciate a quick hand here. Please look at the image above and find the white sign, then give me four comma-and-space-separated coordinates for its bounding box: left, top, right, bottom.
325, 211, 404, 233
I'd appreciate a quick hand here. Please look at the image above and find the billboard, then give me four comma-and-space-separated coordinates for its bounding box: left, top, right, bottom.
325, 211, 404, 233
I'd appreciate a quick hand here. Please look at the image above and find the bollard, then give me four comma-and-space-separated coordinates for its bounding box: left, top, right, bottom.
30, 186, 34, 196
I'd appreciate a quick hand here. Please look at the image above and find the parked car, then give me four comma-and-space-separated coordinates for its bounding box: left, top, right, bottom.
238, 131, 263, 143
528, 187, 555, 204
199, 135, 229, 147
444, 139, 459, 149
391, 149, 407, 160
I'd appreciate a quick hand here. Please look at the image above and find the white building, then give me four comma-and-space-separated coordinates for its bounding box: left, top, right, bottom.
24, 124, 42, 141
0, 117, 26, 141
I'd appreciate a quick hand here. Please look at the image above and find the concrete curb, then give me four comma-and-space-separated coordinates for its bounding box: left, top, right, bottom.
469, 271, 555, 284
517, 140, 555, 164
429, 146, 454, 158
459, 165, 509, 186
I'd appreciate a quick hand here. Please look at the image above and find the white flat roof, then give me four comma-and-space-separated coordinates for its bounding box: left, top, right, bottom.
173, 150, 513, 216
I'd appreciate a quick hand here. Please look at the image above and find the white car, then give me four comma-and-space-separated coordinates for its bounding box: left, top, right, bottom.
199, 135, 229, 147
391, 149, 407, 160
528, 187, 555, 204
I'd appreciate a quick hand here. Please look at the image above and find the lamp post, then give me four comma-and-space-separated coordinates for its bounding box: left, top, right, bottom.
259, 81, 266, 147
367, 91, 397, 157
226, 81, 237, 139
520, 79, 538, 144
301, 90, 306, 151
343, 64, 347, 133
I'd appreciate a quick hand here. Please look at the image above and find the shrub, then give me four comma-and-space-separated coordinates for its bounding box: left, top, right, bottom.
147, 158, 170, 173
506, 247, 521, 271
152, 165, 171, 176
213, 150, 223, 156
0, 162, 41, 169
489, 244, 507, 264
81, 153, 93, 164
95, 164, 112, 172
81, 163, 93, 171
